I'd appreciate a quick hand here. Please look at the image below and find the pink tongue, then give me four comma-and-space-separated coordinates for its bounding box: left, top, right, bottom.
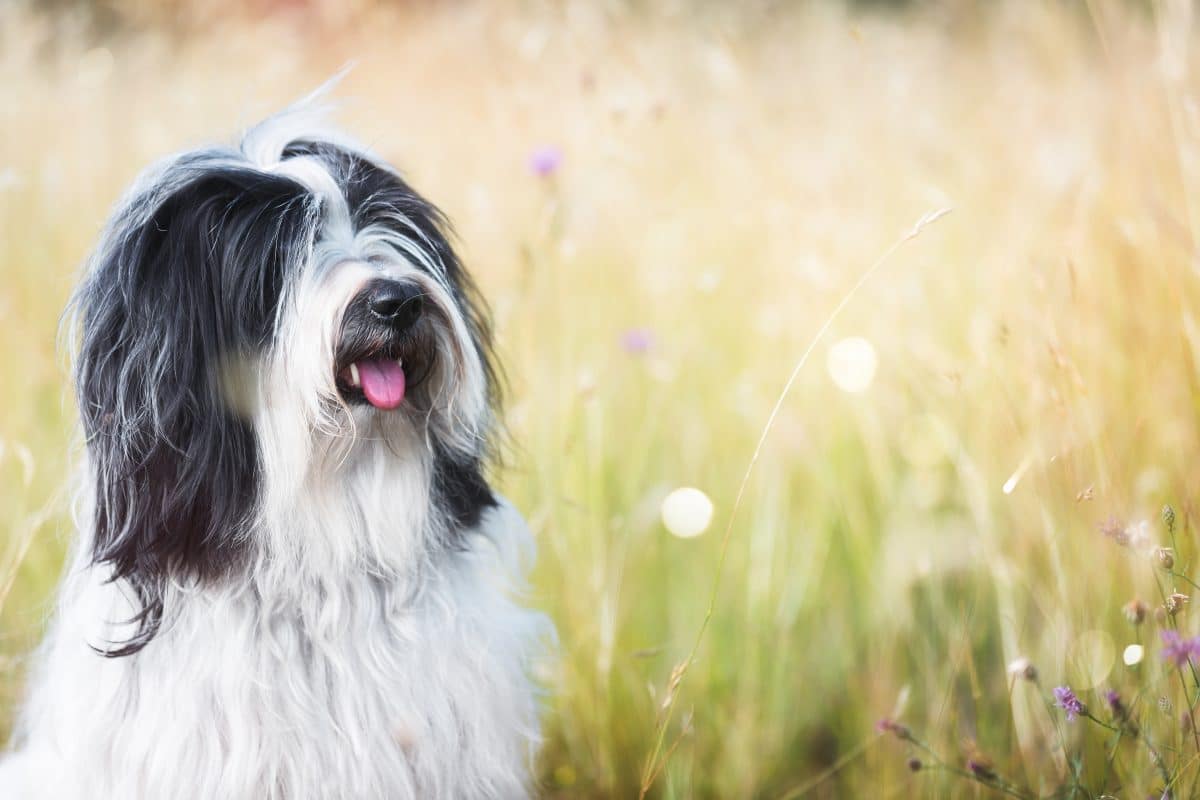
358, 359, 406, 409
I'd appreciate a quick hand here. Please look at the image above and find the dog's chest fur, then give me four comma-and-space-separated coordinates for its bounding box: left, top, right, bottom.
1, 111, 548, 798
8, 502, 543, 800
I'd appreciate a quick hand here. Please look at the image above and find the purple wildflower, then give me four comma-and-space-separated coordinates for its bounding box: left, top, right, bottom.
620, 328, 654, 355
1105, 689, 1129, 722
1053, 686, 1086, 721
1160, 629, 1200, 667
874, 718, 912, 740
528, 146, 563, 178
1099, 515, 1132, 546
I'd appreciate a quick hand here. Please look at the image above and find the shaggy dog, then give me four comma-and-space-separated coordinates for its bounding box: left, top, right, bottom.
0, 98, 547, 799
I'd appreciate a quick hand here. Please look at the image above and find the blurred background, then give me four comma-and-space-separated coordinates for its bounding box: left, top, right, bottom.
5, 0, 1200, 796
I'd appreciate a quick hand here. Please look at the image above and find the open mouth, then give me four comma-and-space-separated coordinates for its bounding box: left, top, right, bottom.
334, 336, 435, 411
334, 277, 436, 411
338, 357, 407, 410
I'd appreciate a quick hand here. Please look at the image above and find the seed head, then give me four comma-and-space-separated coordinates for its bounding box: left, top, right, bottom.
1124, 599, 1149, 624
1007, 657, 1038, 682
1166, 593, 1190, 616
1156, 547, 1176, 570
1163, 504, 1177, 534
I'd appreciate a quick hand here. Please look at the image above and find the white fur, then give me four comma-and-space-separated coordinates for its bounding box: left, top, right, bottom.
2, 105, 550, 798
6, 495, 546, 799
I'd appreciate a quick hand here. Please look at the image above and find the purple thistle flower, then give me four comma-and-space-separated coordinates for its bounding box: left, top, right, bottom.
1104, 689, 1129, 722
1160, 629, 1200, 667
1098, 515, 1138, 546
1053, 686, 1086, 721
874, 718, 912, 741
528, 146, 563, 178
620, 328, 654, 355
1162, 630, 1188, 665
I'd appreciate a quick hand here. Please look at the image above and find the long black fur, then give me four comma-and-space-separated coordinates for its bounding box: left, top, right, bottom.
72, 141, 499, 655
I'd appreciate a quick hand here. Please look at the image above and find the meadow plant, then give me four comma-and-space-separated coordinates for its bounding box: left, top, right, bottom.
5, 1, 1200, 796
879, 508, 1200, 798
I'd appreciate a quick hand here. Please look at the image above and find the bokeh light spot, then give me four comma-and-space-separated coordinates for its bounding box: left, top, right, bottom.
1123, 644, 1144, 667
827, 337, 878, 394
661, 488, 714, 539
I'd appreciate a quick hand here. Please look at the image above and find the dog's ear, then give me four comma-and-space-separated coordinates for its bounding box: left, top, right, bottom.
73, 161, 311, 655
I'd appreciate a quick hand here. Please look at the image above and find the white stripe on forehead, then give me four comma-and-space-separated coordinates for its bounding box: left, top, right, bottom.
239, 105, 371, 255
239, 100, 372, 169
355, 222, 453, 288
235, 106, 447, 282
272, 156, 355, 249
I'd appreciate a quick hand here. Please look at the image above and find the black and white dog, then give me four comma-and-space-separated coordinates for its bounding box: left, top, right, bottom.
1, 99, 547, 798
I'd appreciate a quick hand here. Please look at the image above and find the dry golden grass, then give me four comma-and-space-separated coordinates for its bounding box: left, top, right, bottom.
5, 1, 1200, 796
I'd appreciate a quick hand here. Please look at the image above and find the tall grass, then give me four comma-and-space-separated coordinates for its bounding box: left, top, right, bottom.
4, 1, 1200, 796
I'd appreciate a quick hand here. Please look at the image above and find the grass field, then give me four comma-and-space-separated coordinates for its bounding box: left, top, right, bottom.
5, 1, 1200, 796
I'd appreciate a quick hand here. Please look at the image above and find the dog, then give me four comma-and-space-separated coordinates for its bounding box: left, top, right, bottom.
0, 98, 548, 799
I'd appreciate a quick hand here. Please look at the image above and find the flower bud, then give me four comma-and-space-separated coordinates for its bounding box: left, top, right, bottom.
1123, 599, 1148, 625
1007, 657, 1038, 682
875, 718, 912, 741
1156, 547, 1176, 570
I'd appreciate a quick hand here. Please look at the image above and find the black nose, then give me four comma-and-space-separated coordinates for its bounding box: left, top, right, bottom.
367, 281, 424, 332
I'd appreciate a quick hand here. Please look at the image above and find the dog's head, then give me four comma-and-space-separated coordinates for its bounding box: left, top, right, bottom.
71, 109, 499, 654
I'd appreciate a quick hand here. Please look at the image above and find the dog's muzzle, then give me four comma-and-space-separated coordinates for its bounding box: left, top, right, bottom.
335, 278, 433, 410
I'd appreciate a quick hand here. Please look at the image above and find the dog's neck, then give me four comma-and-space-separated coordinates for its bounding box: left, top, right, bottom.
253, 422, 442, 591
